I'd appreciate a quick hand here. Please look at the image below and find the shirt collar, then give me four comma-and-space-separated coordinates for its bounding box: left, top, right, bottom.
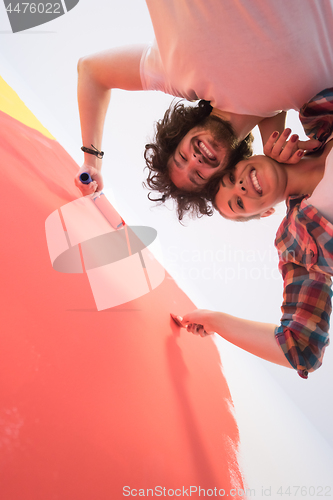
286, 194, 310, 212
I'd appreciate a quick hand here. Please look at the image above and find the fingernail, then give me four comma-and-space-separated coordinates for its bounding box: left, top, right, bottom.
284, 128, 291, 135
291, 135, 298, 143
272, 131, 279, 138
297, 150, 304, 157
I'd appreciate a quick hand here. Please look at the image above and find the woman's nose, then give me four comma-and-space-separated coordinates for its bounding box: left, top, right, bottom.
237, 179, 246, 193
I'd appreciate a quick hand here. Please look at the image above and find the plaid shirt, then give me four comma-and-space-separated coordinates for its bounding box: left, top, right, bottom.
299, 87, 333, 150
273, 88, 333, 379
275, 197, 333, 378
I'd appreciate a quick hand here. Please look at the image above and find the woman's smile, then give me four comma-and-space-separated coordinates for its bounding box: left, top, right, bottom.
215, 155, 287, 219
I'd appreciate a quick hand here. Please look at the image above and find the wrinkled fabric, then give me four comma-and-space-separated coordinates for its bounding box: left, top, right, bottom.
142, 0, 333, 116
275, 197, 333, 378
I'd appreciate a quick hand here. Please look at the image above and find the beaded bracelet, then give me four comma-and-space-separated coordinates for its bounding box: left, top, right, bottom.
81, 144, 104, 159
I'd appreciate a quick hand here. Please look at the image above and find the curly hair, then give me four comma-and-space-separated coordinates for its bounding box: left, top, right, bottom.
144, 100, 254, 221
203, 133, 255, 210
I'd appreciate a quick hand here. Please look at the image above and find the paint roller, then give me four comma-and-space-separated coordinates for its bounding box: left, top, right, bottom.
79, 172, 125, 230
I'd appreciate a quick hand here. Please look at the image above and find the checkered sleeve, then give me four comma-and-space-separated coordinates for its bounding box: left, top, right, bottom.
274, 199, 333, 378
299, 87, 333, 149
275, 263, 331, 379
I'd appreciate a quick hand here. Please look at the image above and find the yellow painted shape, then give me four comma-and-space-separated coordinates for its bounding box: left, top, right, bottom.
0, 76, 55, 140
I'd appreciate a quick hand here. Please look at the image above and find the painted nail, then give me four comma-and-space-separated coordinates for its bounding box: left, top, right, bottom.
297, 150, 304, 157
291, 135, 298, 143
272, 131, 279, 138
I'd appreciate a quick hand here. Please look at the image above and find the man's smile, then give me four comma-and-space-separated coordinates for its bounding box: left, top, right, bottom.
197, 140, 217, 161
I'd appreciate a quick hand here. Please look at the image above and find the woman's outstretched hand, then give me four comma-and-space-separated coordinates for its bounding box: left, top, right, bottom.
264, 129, 321, 164
74, 162, 104, 196
182, 309, 216, 337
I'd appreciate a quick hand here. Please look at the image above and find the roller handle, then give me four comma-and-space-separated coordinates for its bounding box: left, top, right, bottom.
80, 172, 93, 184
78, 173, 125, 230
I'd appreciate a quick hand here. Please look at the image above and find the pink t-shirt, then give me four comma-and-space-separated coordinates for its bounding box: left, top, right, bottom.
141, 0, 333, 118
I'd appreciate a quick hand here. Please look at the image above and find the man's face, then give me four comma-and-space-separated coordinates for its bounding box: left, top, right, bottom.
214, 155, 287, 220
167, 115, 233, 191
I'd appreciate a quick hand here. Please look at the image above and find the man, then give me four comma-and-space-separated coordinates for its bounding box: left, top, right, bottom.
76, 0, 332, 217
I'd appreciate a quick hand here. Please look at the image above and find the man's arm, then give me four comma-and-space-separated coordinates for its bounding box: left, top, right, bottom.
76, 45, 146, 195
258, 111, 287, 146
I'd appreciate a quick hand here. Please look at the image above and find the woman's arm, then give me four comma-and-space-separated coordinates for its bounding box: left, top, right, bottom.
75, 45, 146, 195
181, 309, 291, 369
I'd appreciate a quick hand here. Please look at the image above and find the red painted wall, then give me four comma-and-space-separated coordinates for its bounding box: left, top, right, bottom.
0, 109, 245, 499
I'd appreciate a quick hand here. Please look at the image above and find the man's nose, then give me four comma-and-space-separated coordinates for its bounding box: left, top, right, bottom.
191, 153, 203, 165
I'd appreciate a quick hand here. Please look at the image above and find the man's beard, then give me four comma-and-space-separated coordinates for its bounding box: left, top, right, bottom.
199, 114, 237, 149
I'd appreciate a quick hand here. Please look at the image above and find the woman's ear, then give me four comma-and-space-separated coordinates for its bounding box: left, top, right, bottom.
261, 207, 275, 218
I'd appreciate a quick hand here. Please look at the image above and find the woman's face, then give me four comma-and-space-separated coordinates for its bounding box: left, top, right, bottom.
214, 155, 287, 220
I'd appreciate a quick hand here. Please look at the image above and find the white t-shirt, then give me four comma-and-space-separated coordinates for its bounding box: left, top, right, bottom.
141, 0, 333, 118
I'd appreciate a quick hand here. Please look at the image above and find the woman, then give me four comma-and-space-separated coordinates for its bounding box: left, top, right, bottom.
177, 132, 333, 379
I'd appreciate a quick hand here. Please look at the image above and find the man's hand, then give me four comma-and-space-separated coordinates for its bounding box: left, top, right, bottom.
182, 309, 216, 337
264, 129, 321, 164
74, 162, 104, 196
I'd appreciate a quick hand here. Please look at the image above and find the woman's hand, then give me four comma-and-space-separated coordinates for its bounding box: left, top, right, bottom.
74, 162, 104, 196
264, 129, 321, 164
182, 309, 216, 337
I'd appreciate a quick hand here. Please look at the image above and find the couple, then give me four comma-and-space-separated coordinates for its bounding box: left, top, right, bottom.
75, 0, 333, 377
75, 0, 333, 208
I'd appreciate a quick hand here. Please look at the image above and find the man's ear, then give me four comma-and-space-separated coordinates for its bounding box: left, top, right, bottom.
261, 207, 275, 218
